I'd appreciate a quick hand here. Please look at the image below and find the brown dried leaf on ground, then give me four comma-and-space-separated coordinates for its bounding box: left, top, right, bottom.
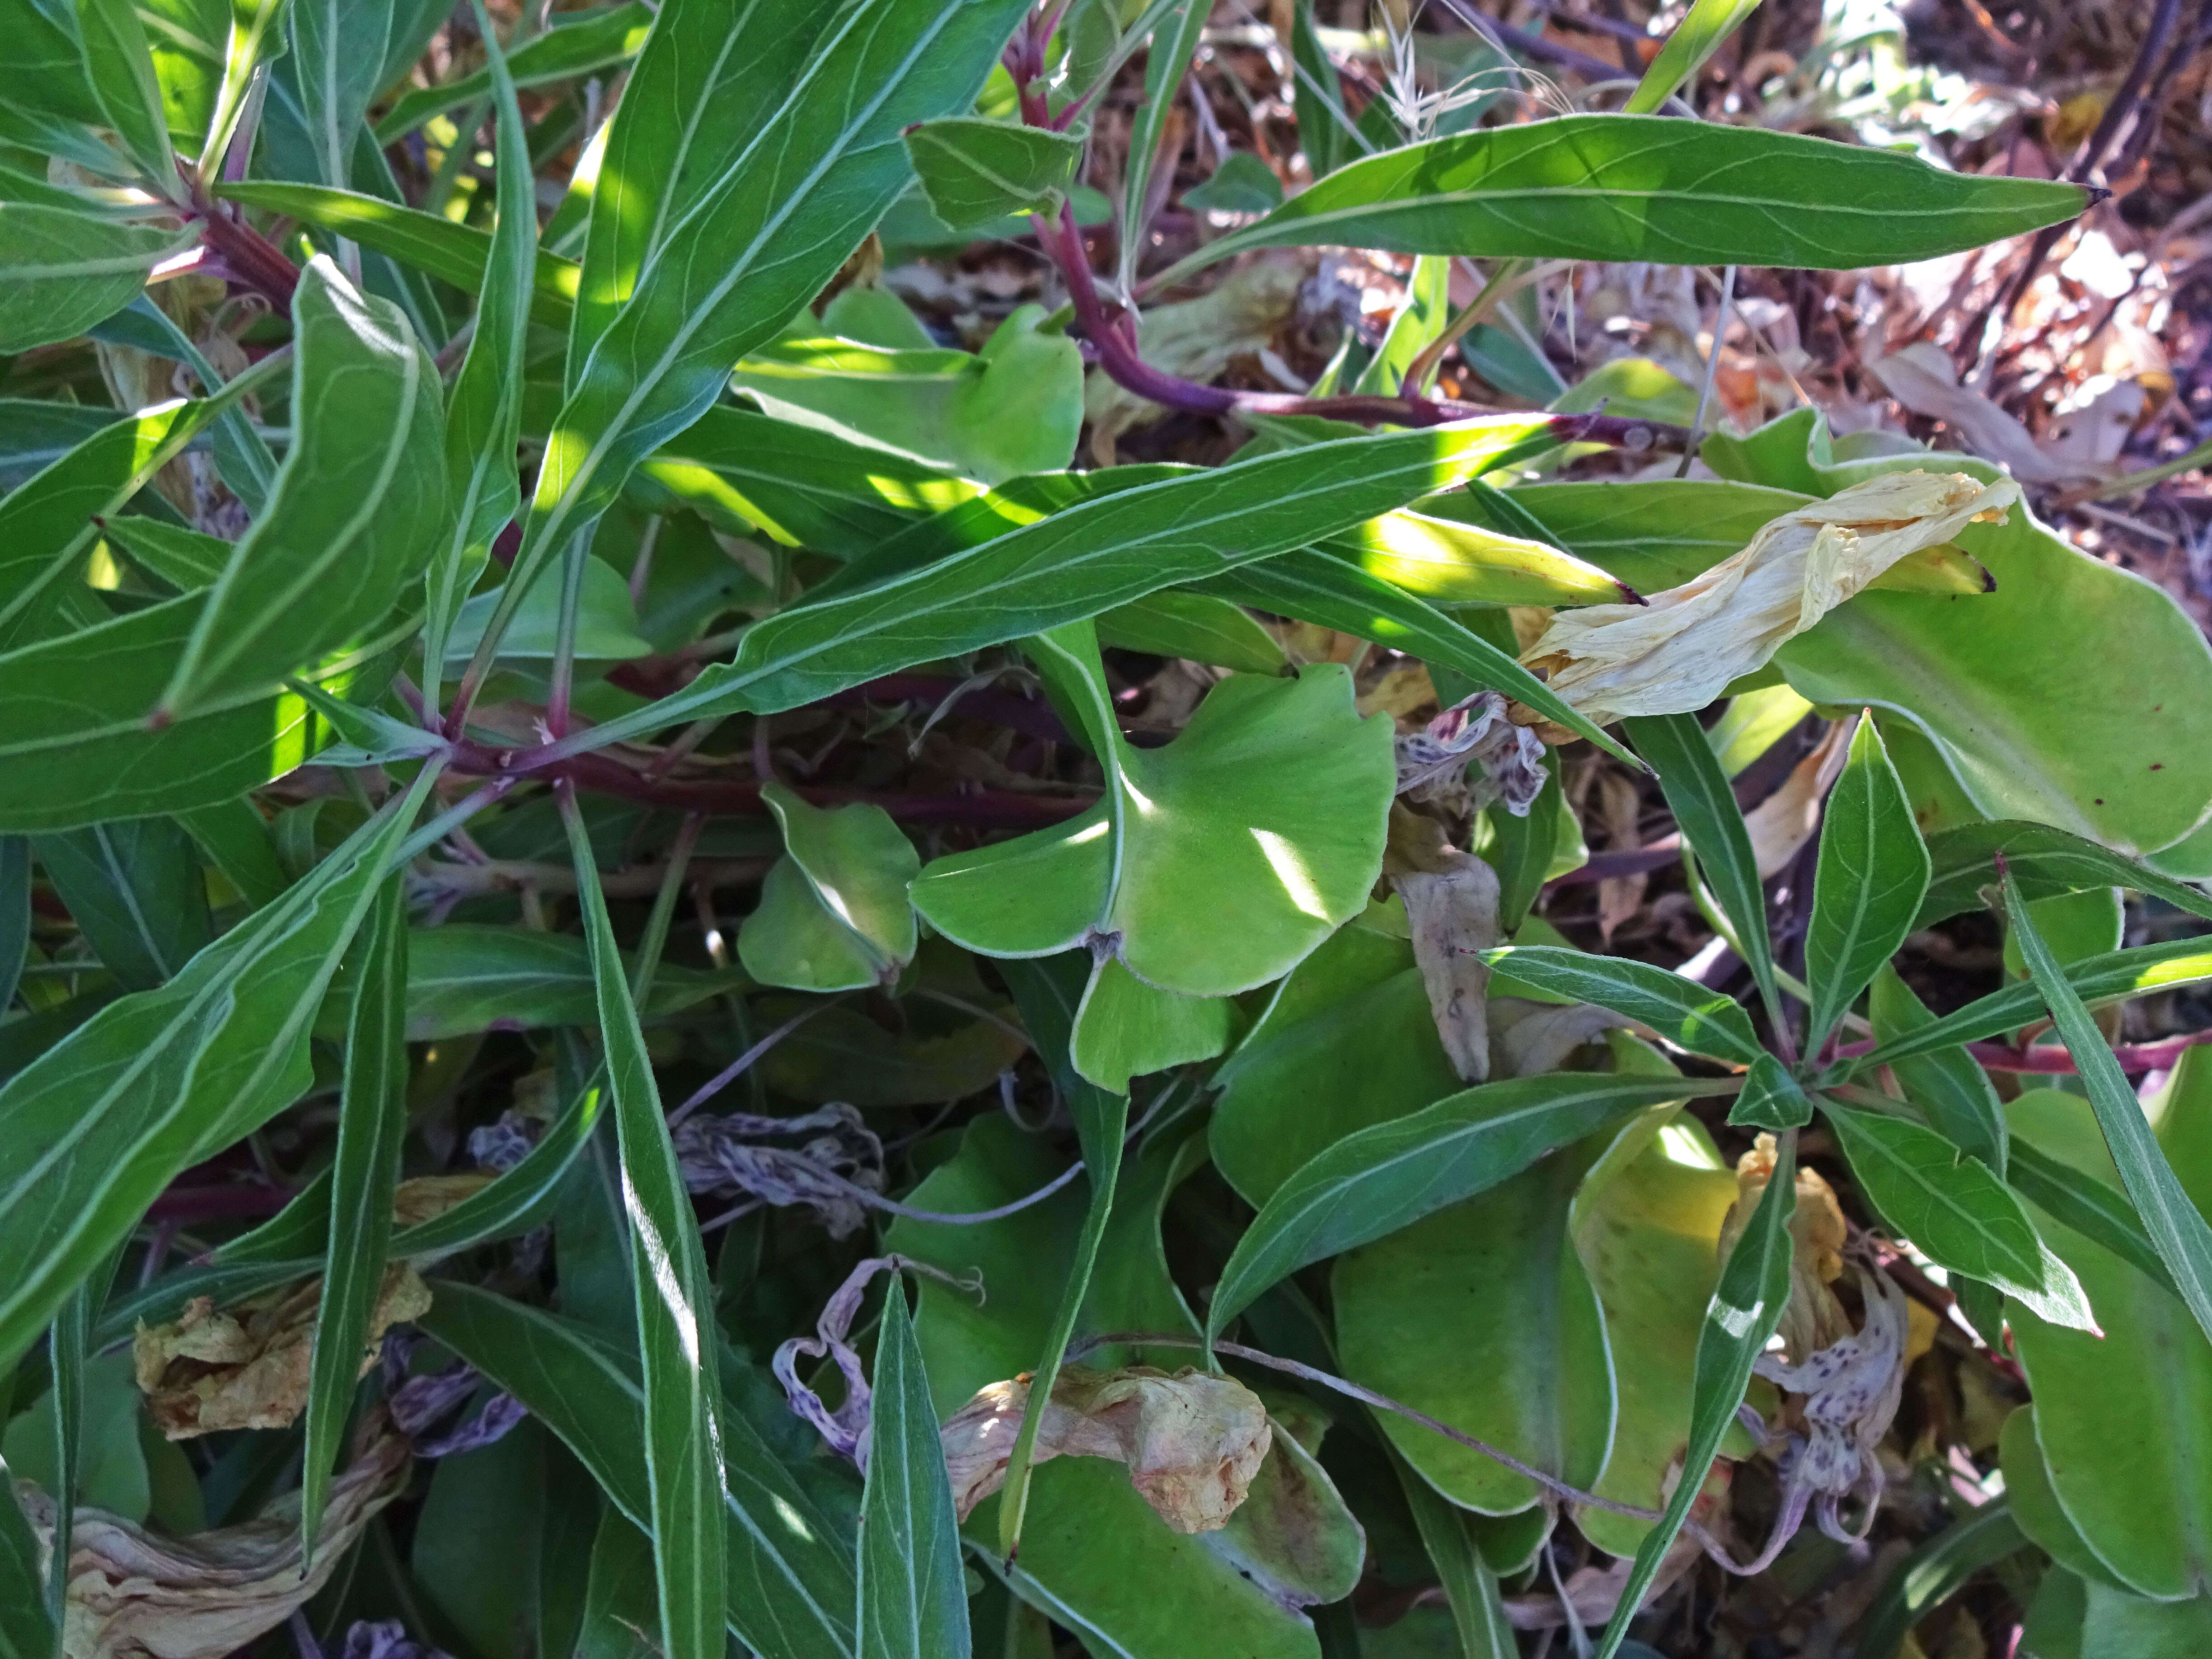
133, 1265, 432, 1440
941, 1364, 1272, 1533
19, 1414, 410, 1659
1865, 343, 2144, 485
1518, 473, 2019, 731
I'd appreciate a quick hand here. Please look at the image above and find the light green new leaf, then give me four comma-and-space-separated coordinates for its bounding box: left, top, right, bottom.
1353, 252, 1448, 398
158, 256, 446, 721
1624, 712, 1779, 1024
424, 0, 536, 692
1093, 589, 1287, 672
1804, 712, 1930, 1048
1210, 1073, 1725, 1341
1869, 966, 2006, 1172
914, 623, 1392, 997
375, 1, 652, 141
2005, 867, 2212, 1350
858, 1278, 972, 1658
1728, 1054, 1810, 1131
1917, 820, 2212, 931
0, 773, 429, 1371
1065, 956, 1234, 1093
1481, 947, 1763, 1064
1626, 0, 1760, 114
196, 0, 289, 173
418, 1283, 860, 1659
0, 205, 194, 355
904, 116, 1084, 225
562, 792, 728, 1659
1320, 506, 1634, 607
75, 0, 178, 187
1156, 116, 2083, 286
1595, 1132, 1796, 1659
1820, 1099, 2094, 1332
738, 783, 919, 993
300, 876, 408, 1559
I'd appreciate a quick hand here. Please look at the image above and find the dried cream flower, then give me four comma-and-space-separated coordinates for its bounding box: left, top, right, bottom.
1518, 471, 2019, 732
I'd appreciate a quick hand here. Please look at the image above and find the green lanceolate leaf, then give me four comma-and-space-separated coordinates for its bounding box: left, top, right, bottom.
2003, 1136, 2176, 1298
1596, 1131, 1796, 1659
1868, 966, 2006, 1172
374, 2, 653, 141
1852, 1501, 2028, 1659
423, 0, 535, 695
1209, 1073, 1722, 1341
393, 925, 740, 1040
197, 0, 290, 174
417, 1283, 859, 1659
1093, 590, 1287, 673
32, 817, 212, 990
1392, 1446, 1514, 1659
2004, 866, 2212, 1349
905, 116, 1084, 226
0, 771, 431, 1371
1851, 934, 2212, 1069
495, 0, 1031, 690
0, 838, 27, 1015
1917, 820, 2212, 930
285, 0, 394, 188
157, 256, 445, 720
0, 1446, 52, 1659
1318, 507, 1632, 607
74, 0, 178, 187
1481, 947, 1763, 1064
1116, 0, 1209, 288
1804, 712, 1929, 1049
1153, 116, 2086, 287
0, 206, 193, 355
1623, 712, 1779, 1023
914, 620, 1391, 999
858, 1280, 971, 1659
1626, 0, 1761, 113
1819, 1098, 2095, 1331
738, 784, 920, 993
301, 876, 409, 1559
561, 792, 728, 1659
571, 417, 1601, 755
1728, 1053, 1810, 1131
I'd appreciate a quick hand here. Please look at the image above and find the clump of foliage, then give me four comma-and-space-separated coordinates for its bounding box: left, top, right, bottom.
0, 1, 2208, 1657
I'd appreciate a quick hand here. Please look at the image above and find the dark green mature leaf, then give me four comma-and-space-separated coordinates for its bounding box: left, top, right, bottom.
423, 0, 536, 688
1624, 712, 1778, 1021
1869, 967, 2006, 1172
493, 0, 1032, 687
904, 117, 1084, 225
1853, 1501, 2028, 1659
563, 792, 728, 1659
1287, 0, 1357, 178
858, 1283, 970, 1659
1627, 0, 1761, 113
285, 0, 394, 188
0, 838, 26, 1016
1805, 713, 1929, 1049
33, 818, 212, 989
1596, 1132, 1796, 1659
0, 1448, 51, 1659
1392, 1446, 1514, 1659
1161, 116, 2085, 285
1728, 1054, 1810, 1130
397, 925, 740, 1040
1917, 820, 2212, 930
374, 2, 652, 141
418, 1283, 859, 1659
561, 417, 1600, 756
0, 773, 430, 1372
1852, 935, 2212, 1069
2004, 867, 2212, 1349
75, 0, 177, 186
1208, 1074, 1720, 1340
0, 206, 192, 353
157, 255, 446, 720
1820, 1099, 2094, 1331
1117, 0, 1210, 287
1480, 947, 1763, 1064
2004, 1137, 2178, 1298
301, 876, 408, 1557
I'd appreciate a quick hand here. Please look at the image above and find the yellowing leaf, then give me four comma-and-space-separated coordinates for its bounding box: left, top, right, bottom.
1521, 472, 2019, 731
940, 1364, 1272, 1534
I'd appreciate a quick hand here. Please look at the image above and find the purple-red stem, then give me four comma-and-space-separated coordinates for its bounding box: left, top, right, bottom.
1832, 1027, 2212, 1076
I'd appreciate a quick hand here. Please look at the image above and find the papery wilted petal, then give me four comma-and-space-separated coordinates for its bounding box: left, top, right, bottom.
1518, 472, 2019, 731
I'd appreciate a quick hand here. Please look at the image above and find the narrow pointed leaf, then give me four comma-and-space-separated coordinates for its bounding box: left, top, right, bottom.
1117, 0, 1210, 288
1917, 820, 2212, 931
858, 1283, 971, 1659
1624, 712, 1779, 1020
2005, 1138, 2179, 1301
1869, 966, 2006, 1172
74, 0, 177, 186
1804, 712, 1929, 1048
373, 2, 652, 141
158, 256, 447, 720
32, 818, 212, 990
301, 876, 409, 1556
2004, 866, 2212, 1349
1157, 116, 2086, 287
1626, 0, 1761, 114
1820, 1099, 2095, 1332
1480, 947, 1763, 1064
561, 791, 728, 1659
1209, 1074, 1725, 1340
1596, 1133, 1796, 1659
285, 0, 393, 187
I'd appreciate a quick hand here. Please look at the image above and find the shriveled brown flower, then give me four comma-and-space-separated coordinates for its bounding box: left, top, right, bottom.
1720, 1134, 1852, 1361
1517, 471, 2019, 733
19, 1414, 410, 1659
940, 1364, 1272, 1533
133, 1265, 431, 1440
